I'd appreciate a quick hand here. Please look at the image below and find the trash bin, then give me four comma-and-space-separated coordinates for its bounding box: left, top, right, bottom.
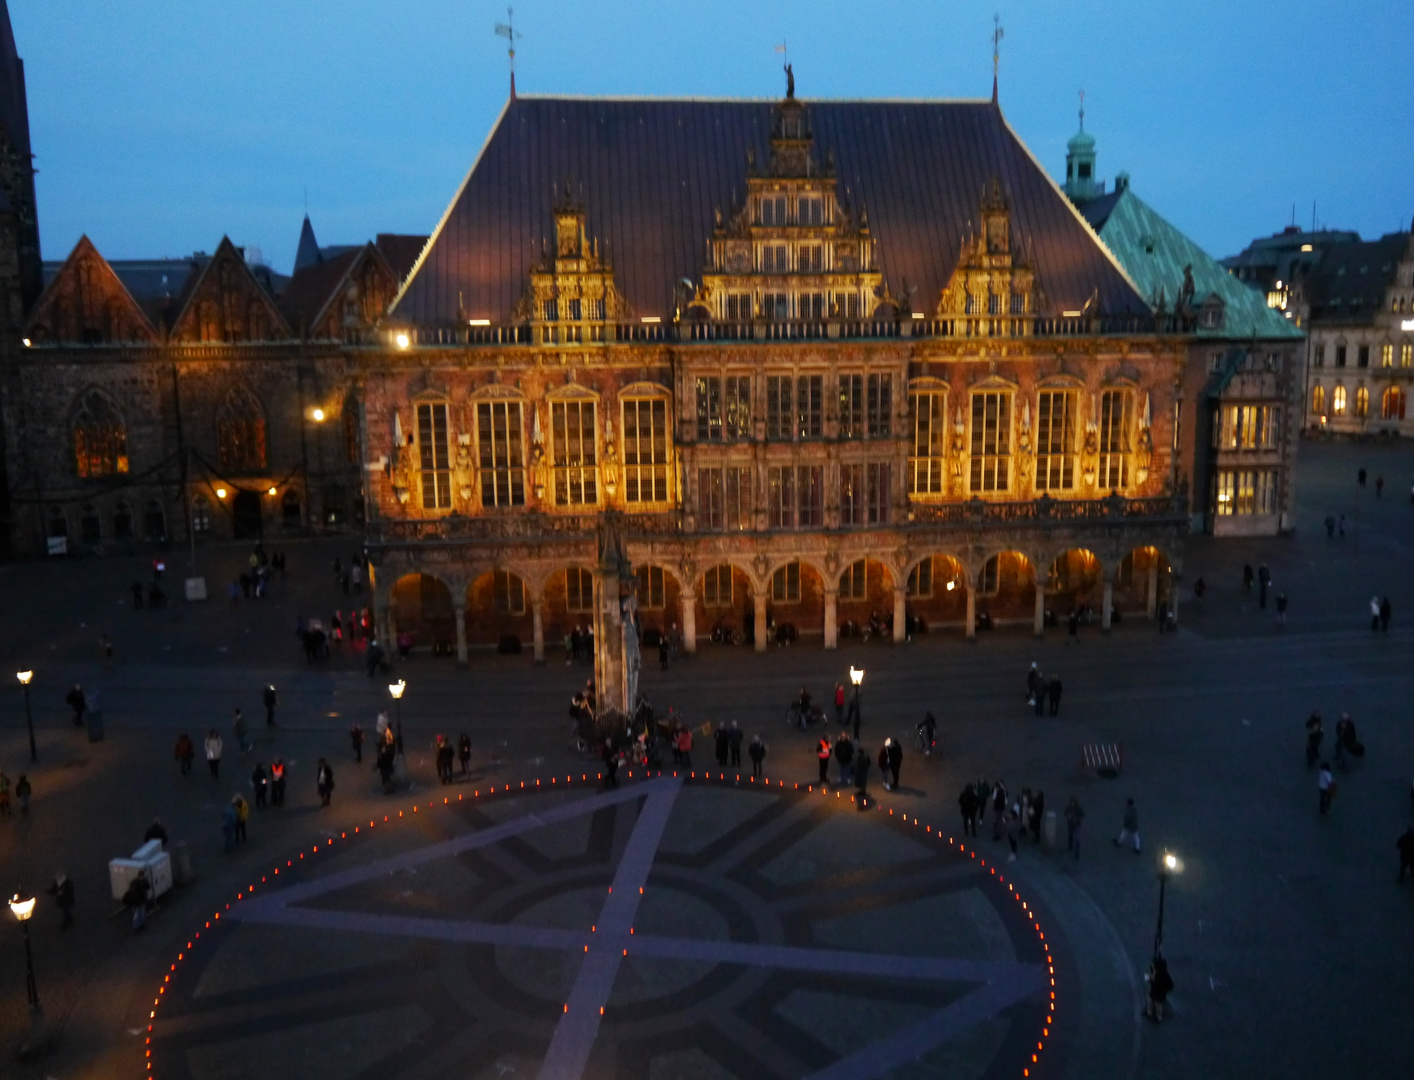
171, 840, 193, 886
1043, 809, 1058, 848
86, 709, 104, 743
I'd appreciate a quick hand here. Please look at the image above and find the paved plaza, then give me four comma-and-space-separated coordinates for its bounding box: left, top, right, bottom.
2, 438, 1414, 1080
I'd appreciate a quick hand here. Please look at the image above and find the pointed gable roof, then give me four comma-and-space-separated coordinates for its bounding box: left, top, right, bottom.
0, 1, 31, 163
169, 236, 292, 343
390, 96, 1148, 327
294, 215, 321, 273
24, 235, 158, 344
279, 242, 396, 340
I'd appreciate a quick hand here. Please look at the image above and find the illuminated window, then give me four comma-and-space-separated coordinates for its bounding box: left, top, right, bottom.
476, 400, 525, 507
1311, 385, 1325, 415
841, 462, 890, 525
1355, 386, 1369, 418
493, 570, 526, 616
761, 244, 789, 273
702, 565, 733, 608
551, 399, 597, 505
796, 375, 823, 438
838, 373, 891, 438
1332, 386, 1347, 416
840, 559, 866, 601
1381, 387, 1405, 420
759, 195, 787, 225
908, 390, 947, 495
565, 567, 593, 613
697, 467, 752, 531
622, 398, 670, 503
696, 377, 722, 441
72, 389, 129, 478
767, 376, 793, 440
799, 292, 826, 318
1098, 390, 1133, 490
969, 391, 1012, 493
636, 565, 665, 610
217, 386, 266, 473
906, 557, 933, 598
1217, 470, 1279, 516
724, 377, 751, 440
771, 560, 801, 603
1035, 391, 1076, 491
799, 243, 823, 271
1382, 344, 1394, 368
417, 402, 453, 509
1403, 344, 1413, 368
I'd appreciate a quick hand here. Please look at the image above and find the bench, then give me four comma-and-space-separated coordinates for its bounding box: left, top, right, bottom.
1081, 742, 1123, 778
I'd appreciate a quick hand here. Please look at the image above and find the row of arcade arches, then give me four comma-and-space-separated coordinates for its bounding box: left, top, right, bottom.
382, 544, 1172, 661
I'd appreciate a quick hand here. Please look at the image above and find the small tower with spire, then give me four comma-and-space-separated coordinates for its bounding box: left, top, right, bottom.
1063, 91, 1103, 203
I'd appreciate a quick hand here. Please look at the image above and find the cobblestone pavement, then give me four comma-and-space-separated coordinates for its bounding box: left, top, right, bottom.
1, 438, 1413, 1080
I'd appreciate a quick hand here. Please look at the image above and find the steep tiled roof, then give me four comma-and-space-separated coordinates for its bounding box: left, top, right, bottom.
376, 233, 429, 288
1081, 187, 1302, 341
392, 96, 1147, 326
1304, 233, 1410, 325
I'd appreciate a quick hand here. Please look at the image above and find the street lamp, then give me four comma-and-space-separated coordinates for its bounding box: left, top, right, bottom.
16, 670, 35, 763
388, 679, 406, 760
848, 666, 864, 734
1153, 850, 1182, 960
9, 891, 39, 1007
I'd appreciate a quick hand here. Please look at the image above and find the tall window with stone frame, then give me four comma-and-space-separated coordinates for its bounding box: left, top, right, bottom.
1035, 391, 1076, 492
551, 400, 597, 505
723, 376, 751, 440
697, 467, 753, 531
1355, 386, 1370, 419
841, 462, 890, 526
72, 389, 129, 478
908, 390, 946, 496
767, 466, 821, 528
1332, 385, 1347, 416
1097, 390, 1133, 491
1311, 385, 1326, 415
867, 374, 892, 437
696, 377, 722, 441
217, 386, 267, 473
476, 400, 525, 507
766, 376, 793, 440
565, 567, 593, 614
417, 402, 453, 510
636, 565, 666, 610
796, 375, 823, 439
839, 375, 864, 438
702, 564, 733, 607
969, 391, 1012, 493
622, 397, 670, 503
771, 560, 801, 603
493, 570, 526, 615
840, 559, 867, 600
906, 557, 933, 598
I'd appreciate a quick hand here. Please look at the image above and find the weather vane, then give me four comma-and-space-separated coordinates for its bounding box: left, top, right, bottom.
991, 14, 1004, 101
1078, 88, 1086, 130
495, 7, 522, 98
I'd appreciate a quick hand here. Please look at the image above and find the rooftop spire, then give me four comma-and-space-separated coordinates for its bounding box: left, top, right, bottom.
1078, 88, 1085, 131
991, 14, 1004, 103
494, 7, 521, 101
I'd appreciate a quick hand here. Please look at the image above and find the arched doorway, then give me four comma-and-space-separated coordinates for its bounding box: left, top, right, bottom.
766, 558, 823, 646
1117, 546, 1170, 619
836, 558, 895, 642
904, 554, 967, 633
390, 573, 456, 655
695, 563, 754, 645
1046, 549, 1103, 623
975, 551, 1035, 631
232, 490, 262, 539
466, 569, 533, 654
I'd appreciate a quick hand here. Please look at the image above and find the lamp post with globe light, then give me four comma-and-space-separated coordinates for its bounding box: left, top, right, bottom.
848, 666, 864, 734
16, 670, 35, 762
389, 679, 406, 763
1153, 850, 1182, 960
9, 891, 39, 1008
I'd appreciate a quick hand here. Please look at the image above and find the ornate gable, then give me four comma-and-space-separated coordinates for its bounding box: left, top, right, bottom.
698, 91, 885, 327
935, 177, 1043, 334
170, 236, 291, 344
511, 193, 630, 343
309, 244, 397, 341
24, 235, 157, 345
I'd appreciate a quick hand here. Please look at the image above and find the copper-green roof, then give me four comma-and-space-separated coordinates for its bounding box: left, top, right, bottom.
1081, 187, 1303, 341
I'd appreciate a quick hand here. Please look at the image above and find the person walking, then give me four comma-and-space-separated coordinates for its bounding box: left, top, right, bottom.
251, 762, 269, 808
1379, 595, 1392, 632
1324, 514, 1336, 539
174, 732, 195, 777
877, 744, 890, 791
144, 817, 169, 846
1114, 797, 1140, 852
658, 636, 669, 671
714, 725, 730, 767
221, 802, 237, 852
350, 723, 364, 763
15, 774, 31, 813
232, 709, 250, 755
1065, 796, 1084, 859
885, 738, 902, 790
270, 757, 287, 806
1067, 607, 1080, 644
1396, 827, 1414, 882
728, 721, 743, 768
991, 780, 1008, 841
1257, 565, 1270, 609
316, 758, 335, 807
1370, 596, 1381, 631
1305, 711, 1324, 768
232, 794, 249, 843
1358, 466, 1367, 488
1144, 955, 1175, 1022
66, 683, 87, 727
748, 735, 766, 779
1030, 789, 1046, 843
675, 726, 692, 768
817, 735, 832, 783
1317, 761, 1334, 814
834, 683, 845, 726
1276, 592, 1288, 626
205, 729, 223, 779
458, 732, 472, 774
1026, 663, 1044, 712
958, 784, 979, 837
1242, 563, 1254, 594
434, 736, 455, 784
47, 872, 75, 929
1004, 804, 1019, 861
835, 732, 855, 786
262, 684, 278, 726
1047, 677, 1063, 716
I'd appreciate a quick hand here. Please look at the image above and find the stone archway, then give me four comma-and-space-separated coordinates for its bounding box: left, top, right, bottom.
901, 554, 968, 636
694, 562, 755, 648
389, 572, 456, 655
833, 558, 897, 645
761, 557, 825, 649
1045, 548, 1104, 628
1117, 545, 1171, 622
975, 550, 1037, 634
466, 569, 535, 656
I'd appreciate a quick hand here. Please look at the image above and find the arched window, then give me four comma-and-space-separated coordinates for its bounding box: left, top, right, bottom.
218, 386, 267, 472
191, 493, 212, 533
1311, 385, 1325, 416
1332, 386, 1347, 416
1382, 386, 1406, 420
72, 389, 129, 478
1355, 386, 1369, 419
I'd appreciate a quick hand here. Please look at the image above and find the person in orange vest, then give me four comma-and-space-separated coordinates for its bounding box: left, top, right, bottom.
270, 758, 287, 806
817, 735, 832, 784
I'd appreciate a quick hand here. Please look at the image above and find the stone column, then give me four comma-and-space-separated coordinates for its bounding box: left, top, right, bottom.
965, 584, 976, 642
1146, 560, 1159, 617
823, 587, 838, 650
680, 589, 697, 655
1033, 581, 1046, 637
453, 595, 468, 665
1102, 579, 1114, 633
892, 586, 907, 643
754, 592, 768, 653
531, 600, 545, 664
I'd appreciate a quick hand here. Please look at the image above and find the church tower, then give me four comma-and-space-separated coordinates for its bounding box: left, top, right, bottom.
1062, 95, 1103, 204
0, 0, 40, 324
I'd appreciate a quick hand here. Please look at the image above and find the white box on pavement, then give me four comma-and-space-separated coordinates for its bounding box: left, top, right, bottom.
133, 839, 162, 861
109, 848, 174, 901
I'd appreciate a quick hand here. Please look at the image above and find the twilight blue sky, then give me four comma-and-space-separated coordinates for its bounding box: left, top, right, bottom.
13, 0, 1414, 274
